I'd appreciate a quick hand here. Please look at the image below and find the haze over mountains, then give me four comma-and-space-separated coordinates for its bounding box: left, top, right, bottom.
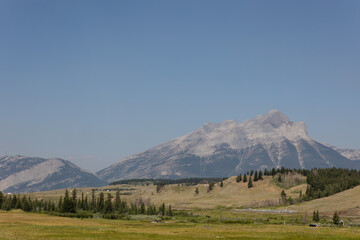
97, 110, 360, 182
1, 110, 360, 193
0, 156, 106, 193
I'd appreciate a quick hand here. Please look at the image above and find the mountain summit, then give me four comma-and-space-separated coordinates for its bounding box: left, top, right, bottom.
97, 110, 360, 182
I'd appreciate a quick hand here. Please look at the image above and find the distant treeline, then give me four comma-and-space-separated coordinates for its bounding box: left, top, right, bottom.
0, 189, 173, 219
110, 177, 224, 186
305, 167, 360, 199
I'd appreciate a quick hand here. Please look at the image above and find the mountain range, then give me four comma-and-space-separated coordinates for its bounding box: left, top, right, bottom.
97, 110, 360, 182
0, 156, 106, 193
1, 110, 360, 193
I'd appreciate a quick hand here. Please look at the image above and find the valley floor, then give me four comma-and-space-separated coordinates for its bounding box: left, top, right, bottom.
0, 211, 360, 240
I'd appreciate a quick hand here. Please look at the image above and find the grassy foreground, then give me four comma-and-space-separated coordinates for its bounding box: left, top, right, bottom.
1, 211, 360, 240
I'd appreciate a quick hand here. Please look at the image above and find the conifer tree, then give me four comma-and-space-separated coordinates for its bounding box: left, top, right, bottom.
281, 190, 287, 204
114, 190, 121, 211
15, 194, 21, 209
243, 174, 247, 183
259, 170, 263, 180
254, 171, 258, 181
104, 193, 113, 214
220, 180, 224, 187
236, 174, 242, 182
58, 196, 63, 211
62, 189, 76, 213
168, 204, 173, 216
248, 177, 253, 188
140, 202, 145, 214
0, 191, 3, 207
22, 196, 31, 212
91, 189, 96, 211
97, 192, 105, 212
195, 187, 199, 194
333, 211, 340, 225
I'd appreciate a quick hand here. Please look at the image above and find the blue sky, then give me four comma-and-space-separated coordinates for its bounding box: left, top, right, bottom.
1, 0, 359, 171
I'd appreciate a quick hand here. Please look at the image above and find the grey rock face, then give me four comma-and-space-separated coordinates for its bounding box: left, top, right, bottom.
0, 156, 106, 193
97, 110, 360, 182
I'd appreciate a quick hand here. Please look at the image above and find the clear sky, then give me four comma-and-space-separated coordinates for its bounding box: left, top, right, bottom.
1, 0, 359, 172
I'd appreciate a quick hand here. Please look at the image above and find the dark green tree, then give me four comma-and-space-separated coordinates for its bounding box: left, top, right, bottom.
104, 193, 113, 214
254, 171, 258, 181
243, 174, 247, 183
91, 189, 96, 211
236, 174, 242, 182
195, 187, 199, 194
258, 170, 263, 180
220, 180, 224, 187
313, 210, 320, 222
0, 191, 3, 207
62, 189, 76, 213
208, 182, 215, 192
168, 204, 173, 216
281, 190, 287, 204
333, 211, 340, 225
97, 192, 105, 212
114, 190, 121, 211
22, 196, 32, 212
248, 177, 253, 188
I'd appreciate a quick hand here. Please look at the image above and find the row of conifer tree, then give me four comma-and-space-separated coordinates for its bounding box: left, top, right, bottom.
0, 189, 172, 218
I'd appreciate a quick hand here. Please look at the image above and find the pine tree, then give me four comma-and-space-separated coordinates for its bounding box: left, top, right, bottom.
160, 203, 165, 216
72, 189, 77, 210
316, 210, 320, 222
243, 174, 247, 183
168, 204, 173, 216
248, 177, 253, 188
195, 187, 199, 195
258, 170, 263, 180
220, 180, 224, 187
0, 191, 3, 207
58, 196, 63, 211
271, 168, 276, 177
15, 194, 22, 209
22, 196, 31, 212
254, 171, 258, 181
140, 202, 145, 214
333, 211, 340, 225
91, 189, 96, 211
114, 190, 121, 211
208, 182, 215, 192
97, 192, 105, 212
62, 189, 76, 213
250, 170, 254, 176
281, 190, 287, 204
278, 174, 282, 182
236, 174, 242, 182
104, 193, 113, 214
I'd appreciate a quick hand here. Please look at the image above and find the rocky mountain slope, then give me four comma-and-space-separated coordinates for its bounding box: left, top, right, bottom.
0, 156, 106, 193
97, 110, 360, 182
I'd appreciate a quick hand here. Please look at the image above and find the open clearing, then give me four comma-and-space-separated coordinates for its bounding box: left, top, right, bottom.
0, 211, 360, 240
28, 176, 307, 209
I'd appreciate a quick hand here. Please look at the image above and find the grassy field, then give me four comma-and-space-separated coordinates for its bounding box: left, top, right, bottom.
28, 176, 307, 209
0, 211, 360, 240
279, 185, 360, 217
4, 175, 360, 239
